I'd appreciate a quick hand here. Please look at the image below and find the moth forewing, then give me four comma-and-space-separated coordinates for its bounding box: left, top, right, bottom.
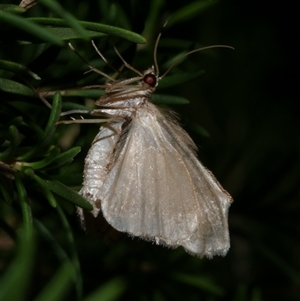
70, 41, 233, 258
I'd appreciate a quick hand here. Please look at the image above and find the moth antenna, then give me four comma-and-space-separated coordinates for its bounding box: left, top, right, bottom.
56, 118, 114, 125
91, 40, 109, 64
113, 45, 143, 77
159, 44, 235, 80
153, 31, 162, 77
81, 84, 107, 89
60, 109, 92, 117
68, 42, 115, 81
35, 88, 52, 109
153, 20, 168, 76
91, 40, 122, 75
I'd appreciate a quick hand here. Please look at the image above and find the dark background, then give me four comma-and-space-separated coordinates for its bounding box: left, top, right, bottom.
1, 1, 299, 301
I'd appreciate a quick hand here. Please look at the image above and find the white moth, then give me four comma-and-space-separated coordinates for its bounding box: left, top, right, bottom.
69, 40, 233, 258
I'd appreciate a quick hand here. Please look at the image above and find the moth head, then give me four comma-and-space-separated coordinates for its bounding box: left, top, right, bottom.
142, 67, 158, 88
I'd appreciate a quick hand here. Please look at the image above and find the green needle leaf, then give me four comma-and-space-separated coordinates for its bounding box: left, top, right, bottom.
43, 91, 63, 137
61, 89, 105, 99
45, 147, 81, 171
0, 125, 20, 160
0, 78, 36, 97
45, 179, 93, 210
0, 4, 26, 14
28, 18, 146, 44
33, 261, 77, 301
15, 174, 33, 238
0, 174, 15, 204
39, 0, 89, 41
25, 147, 61, 170
17, 91, 62, 161
0, 11, 64, 46
0, 227, 35, 301
83, 277, 127, 301
34, 174, 57, 207
43, 27, 106, 41
0, 59, 41, 80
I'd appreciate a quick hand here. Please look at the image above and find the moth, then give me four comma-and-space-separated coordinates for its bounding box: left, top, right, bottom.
65, 38, 233, 258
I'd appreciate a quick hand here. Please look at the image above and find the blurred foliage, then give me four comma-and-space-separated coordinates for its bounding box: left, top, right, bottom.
0, 0, 299, 301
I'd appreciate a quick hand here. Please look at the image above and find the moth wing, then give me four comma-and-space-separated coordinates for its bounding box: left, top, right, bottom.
79, 123, 123, 220
98, 103, 232, 257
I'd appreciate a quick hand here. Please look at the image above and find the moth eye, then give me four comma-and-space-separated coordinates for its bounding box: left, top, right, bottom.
143, 74, 157, 87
